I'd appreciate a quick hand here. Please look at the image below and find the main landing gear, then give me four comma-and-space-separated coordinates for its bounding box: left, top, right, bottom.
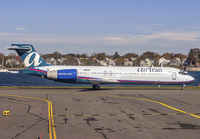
92, 84, 100, 90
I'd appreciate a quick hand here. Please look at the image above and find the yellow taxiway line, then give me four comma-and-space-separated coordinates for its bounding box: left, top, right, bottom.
1, 89, 200, 139
47, 100, 57, 139
54, 112, 200, 117
49, 91, 200, 120
4, 89, 199, 120
0, 94, 57, 139
91, 93, 200, 119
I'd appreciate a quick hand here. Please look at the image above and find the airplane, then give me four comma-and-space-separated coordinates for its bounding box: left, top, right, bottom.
7, 44, 195, 89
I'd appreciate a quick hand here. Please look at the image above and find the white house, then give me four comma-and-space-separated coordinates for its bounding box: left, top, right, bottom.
170, 57, 181, 66
124, 58, 133, 66
145, 58, 154, 67
99, 60, 107, 66
159, 57, 170, 66
106, 58, 115, 66
140, 60, 146, 67
6, 59, 20, 67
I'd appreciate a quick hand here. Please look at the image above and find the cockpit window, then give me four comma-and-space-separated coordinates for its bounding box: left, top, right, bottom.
179, 70, 188, 75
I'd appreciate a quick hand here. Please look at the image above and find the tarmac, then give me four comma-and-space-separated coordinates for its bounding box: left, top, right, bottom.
0, 88, 200, 139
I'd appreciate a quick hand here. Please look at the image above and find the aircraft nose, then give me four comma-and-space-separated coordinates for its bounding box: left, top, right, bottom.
188, 75, 195, 82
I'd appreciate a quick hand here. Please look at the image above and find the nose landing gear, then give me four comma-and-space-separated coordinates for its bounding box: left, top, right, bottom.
182, 84, 186, 90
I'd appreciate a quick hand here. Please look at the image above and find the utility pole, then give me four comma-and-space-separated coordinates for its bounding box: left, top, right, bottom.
1, 54, 4, 68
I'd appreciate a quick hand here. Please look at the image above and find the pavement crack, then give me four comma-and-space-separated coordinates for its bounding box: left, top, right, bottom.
84, 118, 109, 139
27, 105, 30, 113
84, 117, 98, 127
95, 128, 110, 139
129, 115, 135, 120
148, 108, 159, 113
27, 105, 48, 121
12, 119, 43, 139
99, 132, 108, 139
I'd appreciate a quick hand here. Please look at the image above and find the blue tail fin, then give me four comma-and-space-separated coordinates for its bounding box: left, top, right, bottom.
8, 44, 51, 68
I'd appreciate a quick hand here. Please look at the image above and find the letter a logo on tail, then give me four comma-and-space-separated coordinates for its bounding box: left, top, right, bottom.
24, 52, 42, 67
8, 44, 51, 68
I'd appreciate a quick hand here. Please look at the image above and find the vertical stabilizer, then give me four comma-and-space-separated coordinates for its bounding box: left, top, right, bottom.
8, 44, 51, 68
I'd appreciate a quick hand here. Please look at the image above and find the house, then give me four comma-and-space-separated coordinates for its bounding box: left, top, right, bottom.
139, 58, 154, 67
46, 57, 57, 65
124, 58, 133, 66
145, 58, 154, 67
74, 57, 82, 65
6, 58, 20, 67
182, 59, 188, 66
140, 60, 146, 67
106, 58, 115, 66
99, 58, 116, 66
159, 57, 170, 66
99, 60, 107, 66
170, 57, 181, 66
92, 58, 100, 66
57, 58, 63, 65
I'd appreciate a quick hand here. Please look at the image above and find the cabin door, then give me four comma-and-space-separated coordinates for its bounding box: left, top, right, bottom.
172, 72, 176, 80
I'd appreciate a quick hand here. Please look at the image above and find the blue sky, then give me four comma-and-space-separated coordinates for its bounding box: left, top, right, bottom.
0, 0, 200, 56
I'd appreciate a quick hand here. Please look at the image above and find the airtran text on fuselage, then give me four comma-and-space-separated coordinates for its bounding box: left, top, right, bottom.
137, 68, 162, 72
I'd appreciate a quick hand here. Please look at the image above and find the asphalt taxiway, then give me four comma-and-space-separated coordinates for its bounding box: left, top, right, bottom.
0, 88, 200, 139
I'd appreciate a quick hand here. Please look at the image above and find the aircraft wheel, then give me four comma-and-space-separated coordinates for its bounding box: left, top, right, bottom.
92, 84, 100, 90
182, 84, 186, 90
96, 85, 100, 90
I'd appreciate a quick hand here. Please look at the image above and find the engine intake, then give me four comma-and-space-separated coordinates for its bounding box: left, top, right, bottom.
47, 69, 77, 80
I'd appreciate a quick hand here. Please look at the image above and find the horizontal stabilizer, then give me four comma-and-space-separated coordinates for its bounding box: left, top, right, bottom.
7, 46, 31, 51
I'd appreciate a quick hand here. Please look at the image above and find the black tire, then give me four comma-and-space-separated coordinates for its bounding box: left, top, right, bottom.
92, 84, 100, 90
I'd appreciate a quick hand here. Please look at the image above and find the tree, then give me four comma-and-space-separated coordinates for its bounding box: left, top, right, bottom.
115, 57, 126, 66
81, 53, 88, 58
174, 54, 187, 65
81, 58, 93, 66
187, 48, 200, 66
0, 53, 4, 67
123, 53, 138, 61
154, 55, 162, 65
67, 53, 76, 58
91, 53, 97, 58
52, 51, 62, 60
162, 52, 174, 59
96, 53, 106, 61
137, 51, 161, 66
113, 52, 120, 59
140, 51, 160, 60
7, 53, 17, 68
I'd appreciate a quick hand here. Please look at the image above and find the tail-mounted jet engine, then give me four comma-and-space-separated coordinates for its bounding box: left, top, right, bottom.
47, 69, 77, 81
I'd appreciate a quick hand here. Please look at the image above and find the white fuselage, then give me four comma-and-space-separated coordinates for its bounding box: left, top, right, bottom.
34, 66, 194, 85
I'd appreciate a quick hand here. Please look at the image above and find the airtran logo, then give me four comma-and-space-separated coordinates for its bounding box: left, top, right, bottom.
137, 68, 162, 72
24, 52, 42, 67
